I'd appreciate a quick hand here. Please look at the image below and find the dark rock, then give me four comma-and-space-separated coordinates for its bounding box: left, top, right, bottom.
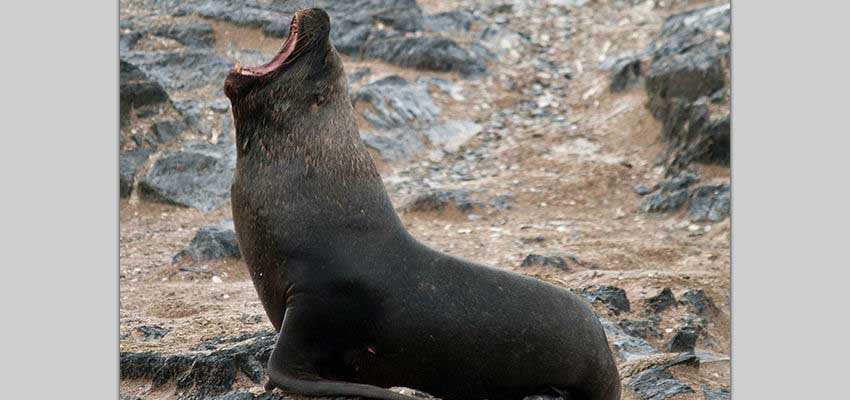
424, 10, 478, 33
175, 0, 284, 32
424, 120, 483, 153
152, 119, 188, 145
520, 236, 546, 244
174, 220, 241, 263
646, 288, 676, 313
120, 31, 142, 53
120, 60, 170, 126
619, 319, 660, 339
137, 325, 171, 341
489, 194, 514, 210
210, 99, 231, 113
695, 350, 730, 363
646, 53, 725, 119
138, 142, 236, 212
173, 98, 216, 137
688, 184, 730, 222
155, 0, 483, 73
478, 25, 524, 58
659, 98, 730, 174
401, 189, 483, 213
646, 3, 731, 174
120, 332, 276, 398
120, 352, 165, 381
659, 171, 698, 192
641, 189, 688, 213
362, 35, 487, 76
361, 128, 426, 162
207, 392, 259, 400
348, 67, 373, 86
599, 318, 661, 362
666, 325, 701, 353
195, 330, 275, 351
416, 76, 464, 99
120, 49, 232, 91
179, 266, 213, 275
627, 368, 694, 400
468, 41, 498, 64
640, 172, 697, 213
646, 3, 730, 119
609, 56, 642, 92
353, 76, 440, 161
353, 75, 440, 130
119, 149, 152, 198
580, 285, 631, 314
208, 391, 290, 400
170, 0, 424, 45
651, 3, 731, 62
680, 289, 718, 318
332, 23, 375, 55
520, 254, 570, 271
354, 0, 424, 32
149, 20, 216, 48
702, 386, 731, 400
633, 184, 655, 196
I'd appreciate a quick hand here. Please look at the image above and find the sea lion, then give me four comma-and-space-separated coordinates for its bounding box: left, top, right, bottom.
224, 8, 620, 400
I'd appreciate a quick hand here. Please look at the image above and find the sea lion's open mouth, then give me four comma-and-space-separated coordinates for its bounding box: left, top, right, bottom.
236, 14, 301, 77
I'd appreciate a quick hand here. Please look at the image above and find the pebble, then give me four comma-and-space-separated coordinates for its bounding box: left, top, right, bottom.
211, 275, 223, 284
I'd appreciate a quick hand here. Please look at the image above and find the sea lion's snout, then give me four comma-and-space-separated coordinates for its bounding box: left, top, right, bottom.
297, 8, 331, 40
224, 8, 333, 101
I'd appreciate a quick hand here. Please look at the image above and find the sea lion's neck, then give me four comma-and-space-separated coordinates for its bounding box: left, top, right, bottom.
233, 88, 405, 245
237, 91, 381, 187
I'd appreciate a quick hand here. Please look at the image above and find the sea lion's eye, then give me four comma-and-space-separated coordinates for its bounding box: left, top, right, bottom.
310, 95, 325, 113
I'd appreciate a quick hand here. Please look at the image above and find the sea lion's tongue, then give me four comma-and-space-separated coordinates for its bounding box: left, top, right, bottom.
238, 16, 300, 76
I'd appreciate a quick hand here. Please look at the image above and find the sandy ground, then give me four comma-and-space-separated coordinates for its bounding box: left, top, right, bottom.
120, 1, 731, 398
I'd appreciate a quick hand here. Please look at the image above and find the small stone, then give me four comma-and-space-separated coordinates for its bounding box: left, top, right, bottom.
119, 149, 152, 198
688, 184, 731, 222
580, 285, 631, 314
211, 276, 223, 284
521, 236, 546, 244
633, 184, 654, 196
401, 190, 483, 213
520, 254, 570, 272
702, 386, 731, 400
627, 367, 694, 400
609, 56, 642, 92
136, 325, 171, 341
680, 289, 718, 318
646, 288, 676, 313
173, 221, 240, 263
667, 325, 701, 352
619, 319, 660, 339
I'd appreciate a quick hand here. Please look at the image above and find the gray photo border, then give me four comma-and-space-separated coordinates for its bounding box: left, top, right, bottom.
732, 0, 847, 398
2, 0, 847, 398
2, 1, 119, 398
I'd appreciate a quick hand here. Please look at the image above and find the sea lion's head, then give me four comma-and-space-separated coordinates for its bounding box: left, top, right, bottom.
224, 8, 347, 133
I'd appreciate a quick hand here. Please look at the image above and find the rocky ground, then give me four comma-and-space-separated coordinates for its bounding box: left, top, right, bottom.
119, 0, 731, 399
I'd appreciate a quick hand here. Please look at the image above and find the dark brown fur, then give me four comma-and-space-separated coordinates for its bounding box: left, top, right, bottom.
225, 8, 620, 400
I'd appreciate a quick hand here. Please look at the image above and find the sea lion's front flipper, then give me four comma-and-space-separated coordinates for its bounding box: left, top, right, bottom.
265, 305, 418, 400
265, 367, 417, 400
